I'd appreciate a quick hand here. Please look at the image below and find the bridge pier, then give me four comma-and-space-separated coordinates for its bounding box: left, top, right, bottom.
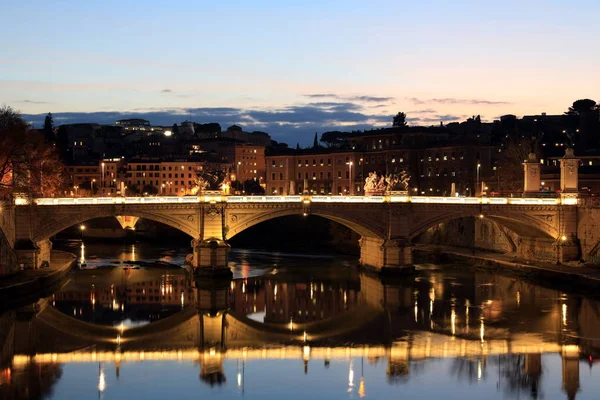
192, 239, 232, 279
359, 237, 414, 274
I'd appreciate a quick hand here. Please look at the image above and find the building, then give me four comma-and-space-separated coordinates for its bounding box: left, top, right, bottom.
115, 118, 151, 130
65, 162, 100, 196
266, 150, 361, 195
265, 144, 496, 197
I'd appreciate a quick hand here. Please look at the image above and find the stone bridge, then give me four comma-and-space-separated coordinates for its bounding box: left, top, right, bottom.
13, 194, 581, 272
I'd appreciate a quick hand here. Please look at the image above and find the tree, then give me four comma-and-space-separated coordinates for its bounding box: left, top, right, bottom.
320, 131, 348, 148
43, 112, 55, 143
142, 184, 159, 196
312, 132, 319, 149
496, 136, 532, 191
568, 99, 597, 115
392, 112, 408, 128
125, 184, 140, 196
0, 106, 67, 198
172, 123, 180, 136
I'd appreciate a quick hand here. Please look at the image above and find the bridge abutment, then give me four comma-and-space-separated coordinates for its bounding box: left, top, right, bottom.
14, 239, 52, 269
359, 237, 414, 274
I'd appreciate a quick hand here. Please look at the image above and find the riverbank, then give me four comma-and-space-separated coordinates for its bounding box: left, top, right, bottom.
414, 244, 600, 290
0, 250, 76, 309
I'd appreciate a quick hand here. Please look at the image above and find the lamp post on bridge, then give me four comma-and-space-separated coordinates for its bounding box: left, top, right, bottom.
91, 179, 96, 196
346, 161, 353, 195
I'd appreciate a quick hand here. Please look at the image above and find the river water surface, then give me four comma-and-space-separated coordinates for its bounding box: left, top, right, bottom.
1, 242, 600, 399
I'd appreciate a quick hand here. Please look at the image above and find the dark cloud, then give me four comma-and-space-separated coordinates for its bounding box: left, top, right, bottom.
160, 89, 172, 93
408, 114, 465, 124
303, 94, 394, 103
408, 109, 438, 114
348, 95, 395, 102
407, 97, 510, 106
303, 93, 338, 98
21, 103, 392, 146
16, 99, 50, 104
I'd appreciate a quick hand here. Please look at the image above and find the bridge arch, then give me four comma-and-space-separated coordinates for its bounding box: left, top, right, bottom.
225, 207, 386, 240
27, 209, 199, 243
409, 210, 558, 241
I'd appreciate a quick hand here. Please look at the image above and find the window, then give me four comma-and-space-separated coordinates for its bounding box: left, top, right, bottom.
312, 172, 316, 180
312, 159, 316, 166
327, 158, 331, 166
271, 173, 276, 180
279, 172, 284, 180
272, 160, 276, 167
319, 172, 324, 179
327, 172, 331, 179
298, 172, 302, 179
337, 171, 342, 178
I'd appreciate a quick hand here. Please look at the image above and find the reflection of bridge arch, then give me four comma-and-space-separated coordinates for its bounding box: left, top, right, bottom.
30, 301, 385, 353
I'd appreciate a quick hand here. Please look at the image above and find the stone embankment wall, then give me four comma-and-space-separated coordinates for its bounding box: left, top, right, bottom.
0, 203, 18, 276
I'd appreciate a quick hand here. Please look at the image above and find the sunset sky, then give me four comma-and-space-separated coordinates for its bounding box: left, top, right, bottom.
1, 0, 599, 144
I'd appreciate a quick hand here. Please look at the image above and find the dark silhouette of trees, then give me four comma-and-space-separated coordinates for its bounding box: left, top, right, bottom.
43, 112, 55, 143
313, 132, 319, 149
567, 99, 597, 115
320, 131, 348, 148
392, 112, 408, 128
497, 136, 532, 191
125, 184, 140, 196
142, 184, 159, 195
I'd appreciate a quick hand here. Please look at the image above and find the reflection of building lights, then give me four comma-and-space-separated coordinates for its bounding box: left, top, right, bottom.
242, 283, 245, 293
274, 284, 278, 298
562, 303, 568, 326
303, 345, 310, 360
119, 321, 125, 334
116, 334, 121, 345
348, 361, 354, 390
480, 319, 485, 343
451, 308, 456, 336
516, 291, 521, 306
477, 360, 482, 381
414, 302, 418, 323
289, 318, 294, 332
237, 372, 242, 387
358, 377, 365, 398
98, 363, 106, 392
465, 299, 470, 334
303, 331, 308, 342
181, 291, 185, 308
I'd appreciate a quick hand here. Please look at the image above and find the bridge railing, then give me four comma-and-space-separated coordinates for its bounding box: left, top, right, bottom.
16, 195, 578, 206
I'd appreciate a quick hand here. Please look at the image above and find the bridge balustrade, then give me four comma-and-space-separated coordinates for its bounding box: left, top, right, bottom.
21, 195, 579, 206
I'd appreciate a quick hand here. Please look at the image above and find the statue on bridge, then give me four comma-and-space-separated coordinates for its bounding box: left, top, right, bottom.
364, 169, 410, 195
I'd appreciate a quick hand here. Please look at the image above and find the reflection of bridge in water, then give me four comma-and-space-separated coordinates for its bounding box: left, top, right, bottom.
3, 272, 600, 399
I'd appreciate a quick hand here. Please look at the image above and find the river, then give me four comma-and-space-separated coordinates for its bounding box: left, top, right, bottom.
1, 241, 600, 399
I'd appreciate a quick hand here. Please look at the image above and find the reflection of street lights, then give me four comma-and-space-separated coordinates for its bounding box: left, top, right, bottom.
161, 183, 165, 195
74, 185, 79, 197
80, 224, 86, 241
346, 161, 353, 195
